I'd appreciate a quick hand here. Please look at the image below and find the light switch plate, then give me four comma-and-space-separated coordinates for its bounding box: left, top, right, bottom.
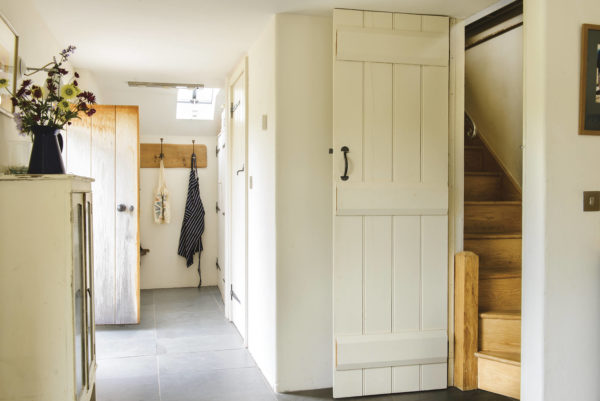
262, 115, 268, 130
583, 191, 600, 211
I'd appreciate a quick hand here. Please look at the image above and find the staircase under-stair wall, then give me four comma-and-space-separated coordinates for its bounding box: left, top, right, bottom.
461, 133, 522, 400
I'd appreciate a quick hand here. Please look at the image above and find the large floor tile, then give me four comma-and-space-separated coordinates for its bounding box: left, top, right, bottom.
156, 332, 244, 354
159, 348, 255, 376
160, 367, 274, 401
96, 356, 160, 401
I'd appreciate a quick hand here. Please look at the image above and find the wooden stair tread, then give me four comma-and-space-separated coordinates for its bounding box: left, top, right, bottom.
480, 267, 522, 279
465, 145, 484, 150
464, 233, 522, 239
465, 171, 501, 176
475, 351, 521, 366
480, 310, 521, 320
464, 200, 521, 206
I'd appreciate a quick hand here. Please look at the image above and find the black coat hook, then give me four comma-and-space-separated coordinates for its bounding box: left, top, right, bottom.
160, 138, 164, 160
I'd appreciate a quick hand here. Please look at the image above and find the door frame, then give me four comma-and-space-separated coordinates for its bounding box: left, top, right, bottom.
448, 17, 466, 387
226, 57, 249, 346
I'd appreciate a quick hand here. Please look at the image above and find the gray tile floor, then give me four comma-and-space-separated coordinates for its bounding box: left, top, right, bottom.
95, 287, 514, 401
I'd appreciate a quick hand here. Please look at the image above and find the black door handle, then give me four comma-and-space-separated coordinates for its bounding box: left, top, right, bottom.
341, 146, 349, 181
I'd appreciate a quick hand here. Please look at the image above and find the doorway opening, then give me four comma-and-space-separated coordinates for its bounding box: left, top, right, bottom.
455, 1, 524, 399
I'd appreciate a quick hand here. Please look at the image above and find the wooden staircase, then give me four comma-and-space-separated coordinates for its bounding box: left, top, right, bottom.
464, 134, 522, 399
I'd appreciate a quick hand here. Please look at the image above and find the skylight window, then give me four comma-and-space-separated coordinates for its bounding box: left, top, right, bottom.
176, 88, 220, 120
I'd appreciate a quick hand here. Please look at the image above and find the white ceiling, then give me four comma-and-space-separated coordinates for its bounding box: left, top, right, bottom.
31, 0, 500, 87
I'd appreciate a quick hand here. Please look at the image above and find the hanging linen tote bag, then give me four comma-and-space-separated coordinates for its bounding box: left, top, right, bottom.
153, 159, 171, 224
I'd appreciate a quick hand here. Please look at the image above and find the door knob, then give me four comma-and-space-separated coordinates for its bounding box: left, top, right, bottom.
129, 205, 135, 212
117, 204, 127, 212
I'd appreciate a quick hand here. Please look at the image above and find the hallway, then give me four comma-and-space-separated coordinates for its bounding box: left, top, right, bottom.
95, 287, 515, 401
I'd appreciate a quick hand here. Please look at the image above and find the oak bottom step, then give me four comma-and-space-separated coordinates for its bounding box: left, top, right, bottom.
475, 351, 521, 399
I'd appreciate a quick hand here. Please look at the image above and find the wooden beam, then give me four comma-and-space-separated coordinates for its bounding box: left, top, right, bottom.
454, 251, 479, 390
140, 143, 207, 168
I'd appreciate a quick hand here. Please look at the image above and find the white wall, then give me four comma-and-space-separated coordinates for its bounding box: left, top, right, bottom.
246, 17, 278, 388
274, 14, 333, 392
466, 26, 523, 187
244, 14, 333, 393
139, 136, 218, 289
0, 0, 103, 170
523, 0, 600, 400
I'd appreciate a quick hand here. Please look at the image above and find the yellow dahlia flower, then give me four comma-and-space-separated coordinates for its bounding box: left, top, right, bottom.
58, 99, 71, 111
60, 84, 78, 99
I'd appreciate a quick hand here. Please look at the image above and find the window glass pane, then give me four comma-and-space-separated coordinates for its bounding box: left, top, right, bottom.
176, 88, 220, 120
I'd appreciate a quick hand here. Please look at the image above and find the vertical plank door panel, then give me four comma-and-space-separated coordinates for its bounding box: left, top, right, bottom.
333, 10, 365, 398
393, 64, 421, 184
91, 106, 116, 324
393, 216, 421, 332
422, 66, 449, 185
421, 216, 448, 331
364, 216, 392, 334
393, 365, 420, 393
333, 61, 364, 183
364, 63, 393, 182
115, 106, 140, 324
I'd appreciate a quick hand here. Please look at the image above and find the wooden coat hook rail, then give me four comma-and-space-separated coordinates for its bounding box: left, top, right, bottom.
140, 141, 207, 168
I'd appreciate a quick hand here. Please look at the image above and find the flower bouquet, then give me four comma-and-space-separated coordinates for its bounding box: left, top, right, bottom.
0, 46, 96, 174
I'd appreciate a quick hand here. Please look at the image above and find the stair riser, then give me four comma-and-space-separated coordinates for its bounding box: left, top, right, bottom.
465, 204, 522, 234
465, 175, 502, 201
479, 317, 521, 354
479, 277, 522, 311
465, 148, 501, 173
478, 357, 521, 399
464, 238, 521, 269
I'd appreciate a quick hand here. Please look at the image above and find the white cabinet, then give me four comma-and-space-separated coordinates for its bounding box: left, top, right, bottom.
0, 175, 96, 401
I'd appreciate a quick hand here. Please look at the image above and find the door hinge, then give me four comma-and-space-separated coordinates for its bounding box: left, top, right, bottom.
216, 202, 220, 213
216, 258, 221, 271
231, 285, 241, 304
230, 100, 240, 118
216, 146, 220, 157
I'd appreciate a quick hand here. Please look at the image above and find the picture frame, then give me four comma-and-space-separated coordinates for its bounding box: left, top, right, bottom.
0, 12, 18, 118
579, 24, 600, 135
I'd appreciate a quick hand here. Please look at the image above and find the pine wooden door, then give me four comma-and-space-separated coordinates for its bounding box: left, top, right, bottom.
332, 10, 449, 398
66, 105, 140, 325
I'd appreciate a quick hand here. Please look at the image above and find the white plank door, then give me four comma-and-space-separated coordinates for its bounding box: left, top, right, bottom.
217, 130, 227, 301
332, 10, 449, 398
230, 68, 247, 340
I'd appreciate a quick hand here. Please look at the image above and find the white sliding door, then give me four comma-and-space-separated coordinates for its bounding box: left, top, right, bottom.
332, 10, 449, 398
